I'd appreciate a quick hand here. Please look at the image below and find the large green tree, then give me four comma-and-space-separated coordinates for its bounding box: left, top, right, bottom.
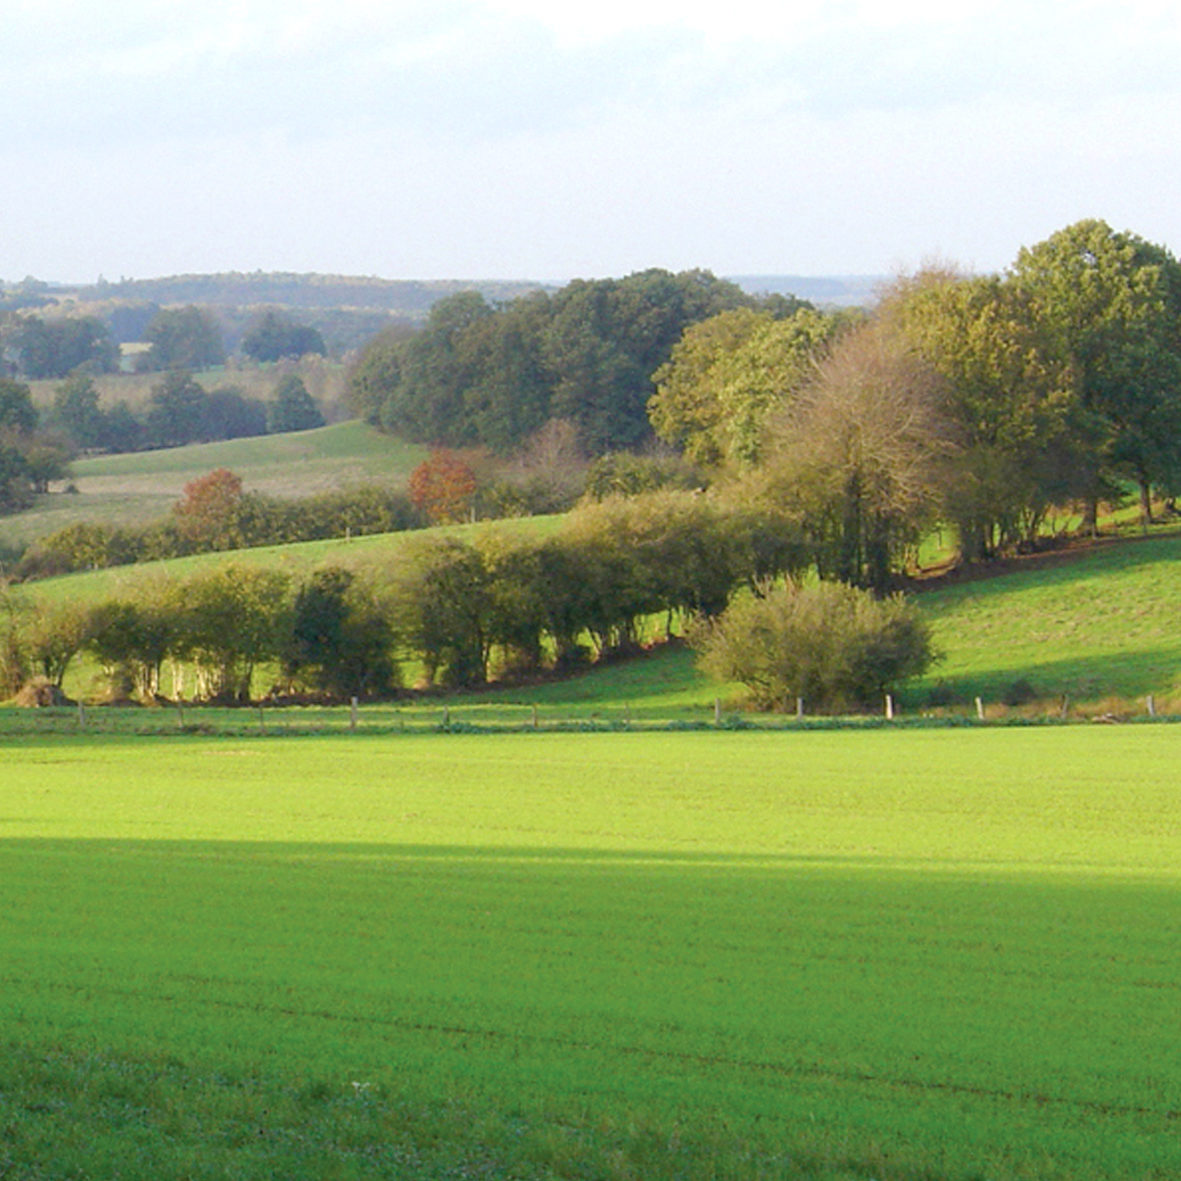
883, 269, 1084, 558
650, 305, 844, 467
142, 306, 226, 371
241, 311, 326, 362
1011, 219, 1181, 528
8, 315, 118, 378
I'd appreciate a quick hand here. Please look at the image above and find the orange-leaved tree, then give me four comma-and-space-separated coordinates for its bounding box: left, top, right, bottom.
408, 450, 478, 524
173, 467, 245, 550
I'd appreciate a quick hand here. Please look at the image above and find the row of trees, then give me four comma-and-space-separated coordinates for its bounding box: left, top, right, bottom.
347, 270, 808, 455
648, 220, 1181, 586
1, 564, 392, 703
1, 306, 328, 381
2, 491, 813, 702
16, 471, 418, 580
39, 370, 324, 456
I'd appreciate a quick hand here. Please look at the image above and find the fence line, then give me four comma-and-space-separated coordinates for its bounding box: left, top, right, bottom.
9, 693, 1176, 739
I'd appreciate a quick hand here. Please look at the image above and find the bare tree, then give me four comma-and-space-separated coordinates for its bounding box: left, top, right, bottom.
758, 322, 955, 592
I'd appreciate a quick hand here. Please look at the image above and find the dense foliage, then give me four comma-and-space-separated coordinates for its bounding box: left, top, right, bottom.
139, 305, 227, 371
241, 311, 327, 362
648, 220, 1181, 586
347, 269, 791, 454
2, 314, 119, 378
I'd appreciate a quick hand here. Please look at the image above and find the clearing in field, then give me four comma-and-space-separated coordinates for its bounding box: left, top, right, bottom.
0, 726, 1177, 1179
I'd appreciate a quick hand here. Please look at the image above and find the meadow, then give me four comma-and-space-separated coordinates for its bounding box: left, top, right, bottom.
1, 727, 1177, 1179
0, 420, 426, 550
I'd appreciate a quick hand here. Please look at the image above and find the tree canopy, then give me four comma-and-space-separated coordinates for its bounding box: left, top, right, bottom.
348, 269, 776, 454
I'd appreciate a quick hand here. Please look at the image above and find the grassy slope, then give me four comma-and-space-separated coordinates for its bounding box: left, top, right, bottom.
913, 531, 1181, 709
1, 728, 1177, 1180
0, 420, 427, 549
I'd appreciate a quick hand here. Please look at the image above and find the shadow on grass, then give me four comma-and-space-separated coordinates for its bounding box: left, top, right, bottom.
2, 837, 1178, 1178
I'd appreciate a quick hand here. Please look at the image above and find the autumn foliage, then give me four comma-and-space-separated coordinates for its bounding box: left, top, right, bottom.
408, 450, 478, 524
173, 467, 244, 548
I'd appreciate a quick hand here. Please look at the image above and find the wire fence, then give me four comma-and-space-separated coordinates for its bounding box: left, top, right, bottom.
1, 693, 1176, 740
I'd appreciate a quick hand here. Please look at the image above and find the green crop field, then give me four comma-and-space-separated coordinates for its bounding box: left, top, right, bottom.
0, 727, 1176, 1179
0, 420, 426, 550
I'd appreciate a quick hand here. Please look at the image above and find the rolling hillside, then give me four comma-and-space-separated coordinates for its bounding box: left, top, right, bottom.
0, 421, 426, 550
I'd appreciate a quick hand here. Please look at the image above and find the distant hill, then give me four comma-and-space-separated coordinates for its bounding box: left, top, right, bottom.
728, 274, 886, 307
10, 270, 883, 355
66, 273, 550, 315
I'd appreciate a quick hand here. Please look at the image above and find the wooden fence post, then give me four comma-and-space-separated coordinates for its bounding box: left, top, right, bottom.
796, 696, 804, 720
350, 696, 358, 732
1147, 694, 1156, 718
975, 696, 984, 721
885, 694, 894, 721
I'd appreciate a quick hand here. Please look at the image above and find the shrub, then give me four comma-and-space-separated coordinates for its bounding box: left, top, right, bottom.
689, 579, 936, 712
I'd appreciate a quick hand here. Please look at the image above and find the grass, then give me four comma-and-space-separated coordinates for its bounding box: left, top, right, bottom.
0, 420, 427, 549
914, 530, 1181, 709
1, 727, 1178, 1179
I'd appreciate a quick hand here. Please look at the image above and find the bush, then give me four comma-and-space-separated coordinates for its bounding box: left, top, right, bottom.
689, 579, 936, 712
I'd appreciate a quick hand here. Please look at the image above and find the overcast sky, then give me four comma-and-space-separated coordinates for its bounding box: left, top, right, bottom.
3, 0, 1180, 284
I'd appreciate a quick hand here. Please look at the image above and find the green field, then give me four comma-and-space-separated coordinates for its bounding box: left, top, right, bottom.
0, 420, 426, 549
1, 727, 1177, 1179
915, 532, 1181, 711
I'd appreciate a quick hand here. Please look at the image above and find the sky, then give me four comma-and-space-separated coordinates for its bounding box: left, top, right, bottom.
3, 0, 1181, 285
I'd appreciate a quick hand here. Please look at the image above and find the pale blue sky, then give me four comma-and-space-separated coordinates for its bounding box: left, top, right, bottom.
3, 0, 1180, 283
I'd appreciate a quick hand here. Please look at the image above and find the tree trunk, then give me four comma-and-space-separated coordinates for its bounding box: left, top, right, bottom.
1139, 479, 1153, 533
1081, 496, 1099, 538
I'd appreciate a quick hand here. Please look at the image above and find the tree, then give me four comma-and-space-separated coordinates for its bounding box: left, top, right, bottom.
1011, 219, 1181, 529
8, 315, 117, 378
408, 450, 478, 524
142, 306, 225, 371
690, 579, 935, 712
52, 373, 108, 450
24, 600, 95, 687
23, 442, 71, 494
882, 269, 1084, 558
756, 322, 954, 593
390, 536, 491, 686
0, 379, 37, 435
345, 323, 418, 424
173, 468, 245, 550
379, 291, 492, 444
173, 566, 292, 702
650, 306, 848, 467
267, 375, 325, 433
200, 386, 268, 440
283, 567, 397, 698
145, 370, 209, 447
0, 444, 31, 512
88, 585, 178, 700
241, 311, 326, 362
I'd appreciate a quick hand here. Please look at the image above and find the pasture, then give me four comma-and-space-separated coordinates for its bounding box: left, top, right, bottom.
1, 727, 1177, 1179
0, 420, 426, 550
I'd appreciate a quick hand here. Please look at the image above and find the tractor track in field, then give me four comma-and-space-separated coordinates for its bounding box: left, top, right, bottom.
12, 975, 1179, 1124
